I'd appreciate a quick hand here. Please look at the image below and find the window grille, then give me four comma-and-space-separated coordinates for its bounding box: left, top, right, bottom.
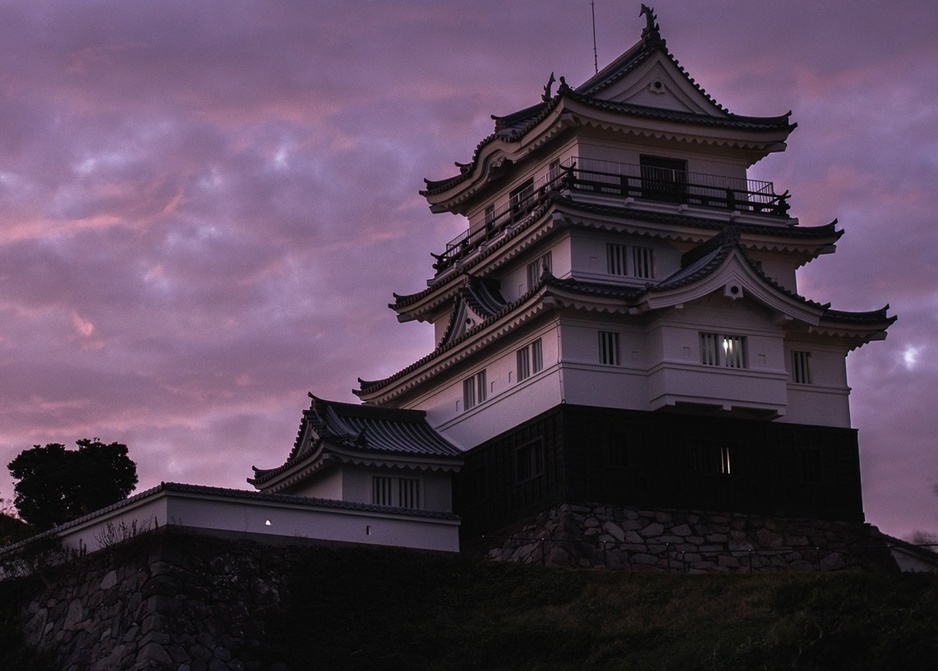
599, 331, 620, 366
516, 338, 544, 382
462, 370, 487, 410
372, 476, 393, 506
791, 350, 813, 384
398, 478, 421, 509
516, 348, 531, 382
607, 243, 628, 275
632, 245, 654, 279
526, 252, 552, 290
700, 332, 748, 368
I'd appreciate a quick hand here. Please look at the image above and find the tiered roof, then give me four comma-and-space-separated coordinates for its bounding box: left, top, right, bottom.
358, 228, 894, 403
250, 395, 462, 492
422, 7, 794, 210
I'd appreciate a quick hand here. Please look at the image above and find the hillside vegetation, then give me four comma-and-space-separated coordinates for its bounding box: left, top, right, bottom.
258, 547, 938, 670
2, 537, 937, 670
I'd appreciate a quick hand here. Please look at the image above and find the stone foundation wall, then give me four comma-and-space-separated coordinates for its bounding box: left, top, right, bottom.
477, 503, 899, 573
19, 529, 292, 671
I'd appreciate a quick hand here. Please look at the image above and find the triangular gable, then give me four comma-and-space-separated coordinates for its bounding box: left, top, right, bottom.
640, 230, 825, 325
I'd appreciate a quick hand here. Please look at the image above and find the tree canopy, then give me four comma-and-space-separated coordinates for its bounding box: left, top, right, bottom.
7, 439, 138, 530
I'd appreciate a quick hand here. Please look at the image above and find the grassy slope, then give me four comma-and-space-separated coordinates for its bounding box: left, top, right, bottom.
2, 536, 937, 670
260, 548, 938, 671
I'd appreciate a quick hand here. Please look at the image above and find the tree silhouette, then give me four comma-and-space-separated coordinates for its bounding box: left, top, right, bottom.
7, 439, 138, 530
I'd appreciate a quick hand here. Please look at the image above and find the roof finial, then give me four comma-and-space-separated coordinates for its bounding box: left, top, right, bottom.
640, 4, 661, 43
542, 72, 556, 102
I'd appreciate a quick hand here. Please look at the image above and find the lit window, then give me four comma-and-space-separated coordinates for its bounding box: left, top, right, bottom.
599, 331, 620, 366
462, 370, 487, 411
526, 252, 552, 290
700, 332, 748, 368
516, 339, 544, 382
791, 350, 812, 384
693, 445, 733, 476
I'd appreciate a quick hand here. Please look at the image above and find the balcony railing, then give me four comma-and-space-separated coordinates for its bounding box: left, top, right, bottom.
434, 158, 789, 270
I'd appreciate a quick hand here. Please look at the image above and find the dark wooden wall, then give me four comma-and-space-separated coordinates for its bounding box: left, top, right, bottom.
453, 404, 864, 536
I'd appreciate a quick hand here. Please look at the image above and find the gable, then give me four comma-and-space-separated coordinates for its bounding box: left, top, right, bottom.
591, 53, 722, 116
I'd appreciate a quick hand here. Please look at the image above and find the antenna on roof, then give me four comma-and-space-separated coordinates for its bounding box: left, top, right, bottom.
591, 0, 599, 74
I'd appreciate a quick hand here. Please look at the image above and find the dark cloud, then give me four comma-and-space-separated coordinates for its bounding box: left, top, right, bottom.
0, 0, 935, 540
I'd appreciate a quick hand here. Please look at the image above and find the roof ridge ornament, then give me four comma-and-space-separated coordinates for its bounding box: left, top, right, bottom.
542, 72, 556, 102
640, 4, 661, 44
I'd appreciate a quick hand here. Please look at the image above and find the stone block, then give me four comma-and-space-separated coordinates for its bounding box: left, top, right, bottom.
602, 521, 626, 542
630, 553, 659, 566
639, 522, 664, 538
671, 524, 691, 537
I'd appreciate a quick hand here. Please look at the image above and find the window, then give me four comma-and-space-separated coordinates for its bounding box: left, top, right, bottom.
700, 332, 748, 368
607, 243, 628, 276
516, 339, 544, 382
462, 370, 487, 411
398, 478, 421, 509
791, 351, 813, 384
599, 331, 620, 366
526, 252, 552, 290
693, 445, 733, 476
509, 178, 534, 219
484, 204, 496, 230
632, 245, 654, 279
515, 440, 545, 482
606, 243, 654, 279
372, 476, 393, 506
372, 476, 421, 509
548, 159, 562, 185
640, 155, 687, 203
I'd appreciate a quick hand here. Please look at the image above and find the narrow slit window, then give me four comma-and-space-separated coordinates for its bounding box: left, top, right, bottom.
599, 331, 620, 366
792, 351, 813, 384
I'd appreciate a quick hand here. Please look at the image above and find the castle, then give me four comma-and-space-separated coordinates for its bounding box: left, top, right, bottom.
248, 7, 895, 568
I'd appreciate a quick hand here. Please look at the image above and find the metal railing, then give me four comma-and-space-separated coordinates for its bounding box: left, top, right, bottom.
434, 157, 789, 271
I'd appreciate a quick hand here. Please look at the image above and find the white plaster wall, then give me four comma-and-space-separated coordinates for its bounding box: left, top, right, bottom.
52, 491, 461, 555
413, 322, 563, 449
569, 229, 683, 285
779, 344, 851, 426
340, 465, 454, 513
288, 469, 343, 501
499, 234, 571, 303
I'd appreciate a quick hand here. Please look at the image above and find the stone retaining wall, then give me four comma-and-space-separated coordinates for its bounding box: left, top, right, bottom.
478, 503, 899, 573
19, 529, 293, 671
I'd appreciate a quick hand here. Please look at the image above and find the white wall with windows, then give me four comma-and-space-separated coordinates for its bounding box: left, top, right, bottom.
569, 230, 682, 286
291, 463, 454, 513
780, 343, 852, 426
406, 322, 562, 450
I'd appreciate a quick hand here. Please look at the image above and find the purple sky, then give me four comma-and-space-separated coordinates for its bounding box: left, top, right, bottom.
0, 1, 935, 540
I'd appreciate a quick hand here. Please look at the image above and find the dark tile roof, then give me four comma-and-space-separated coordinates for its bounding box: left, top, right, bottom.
360, 227, 893, 399
461, 276, 508, 318
423, 17, 793, 196
250, 395, 462, 486
392, 195, 838, 315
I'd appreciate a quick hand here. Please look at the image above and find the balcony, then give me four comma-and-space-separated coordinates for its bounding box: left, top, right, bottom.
434, 158, 789, 271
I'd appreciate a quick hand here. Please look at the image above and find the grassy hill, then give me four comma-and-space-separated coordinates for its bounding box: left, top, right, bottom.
2, 537, 937, 670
